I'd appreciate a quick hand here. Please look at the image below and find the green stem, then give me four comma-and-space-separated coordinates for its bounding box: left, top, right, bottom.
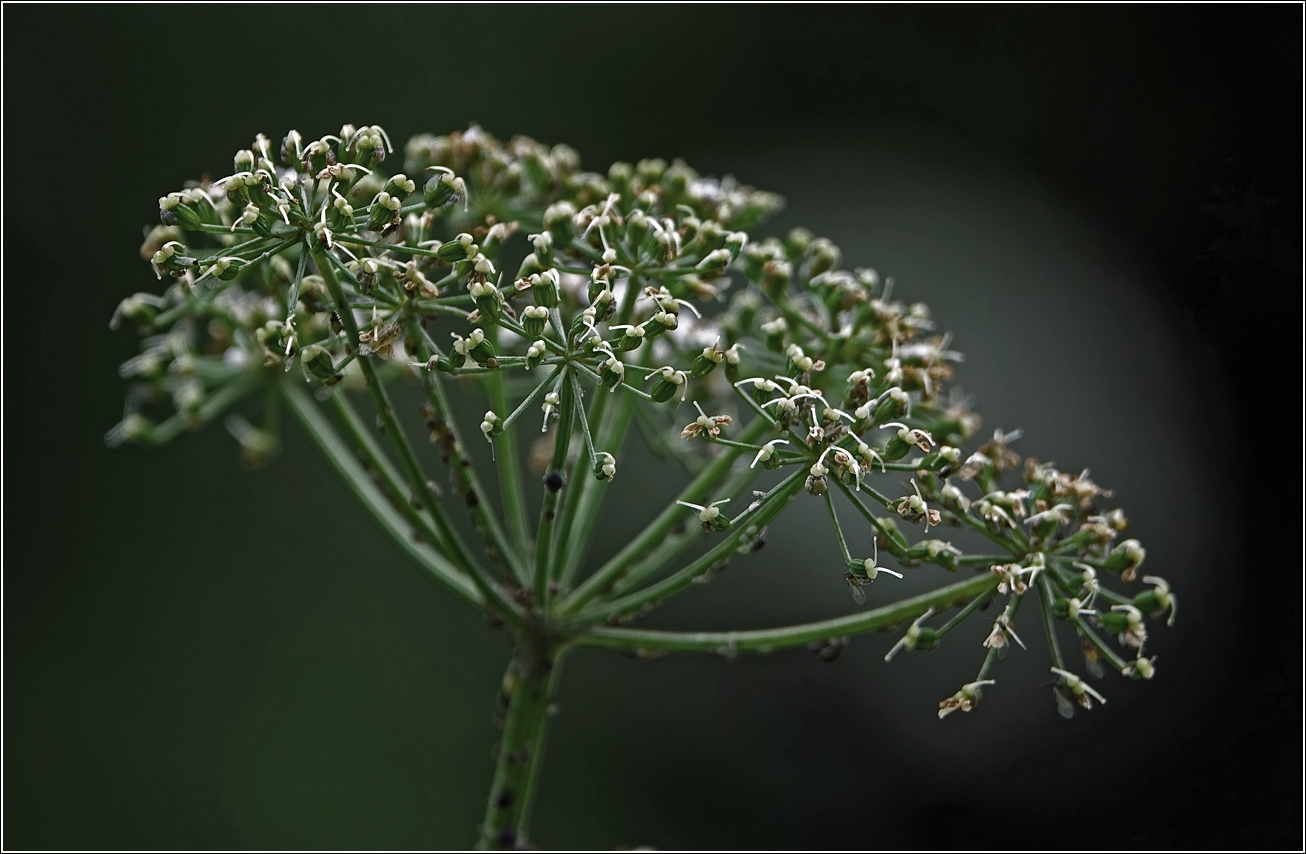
957, 554, 1015, 566
565, 471, 806, 625
1036, 572, 1065, 669
145, 373, 260, 445
533, 369, 574, 604
556, 389, 635, 590
502, 366, 562, 432
1074, 615, 1130, 672
282, 382, 479, 604
407, 322, 526, 584
478, 638, 562, 850
832, 480, 910, 558
557, 415, 774, 615
575, 572, 1003, 653
608, 453, 761, 596
326, 390, 446, 551
824, 491, 853, 564
487, 327, 532, 568
933, 586, 996, 639
315, 250, 522, 623
549, 372, 606, 585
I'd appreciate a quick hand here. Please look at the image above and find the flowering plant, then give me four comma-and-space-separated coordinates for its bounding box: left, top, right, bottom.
110, 123, 1175, 849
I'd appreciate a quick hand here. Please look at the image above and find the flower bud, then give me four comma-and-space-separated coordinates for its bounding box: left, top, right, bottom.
423, 170, 465, 210
648, 367, 686, 403
614, 323, 645, 352
300, 343, 337, 381
626, 209, 651, 248
1102, 539, 1146, 582
872, 388, 909, 425
723, 230, 748, 260
544, 201, 577, 244
522, 304, 549, 337
593, 451, 617, 482
517, 253, 547, 282
480, 410, 504, 443
695, 248, 732, 277
158, 192, 202, 230
452, 328, 496, 367
688, 342, 726, 378
531, 269, 560, 308
919, 445, 962, 473
723, 343, 743, 383
150, 241, 195, 279
382, 173, 416, 202
529, 231, 555, 267
761, 317, 787, 352
806, 238, 840, 278
468, 279, 502, 325
367, 191, 402, 231
636, 228, 670, 265
436, 233, 477, 262
481, 221, 515, 260
598, 353, 625, 390
525, 339, 547, 369
784, 227, 813, 260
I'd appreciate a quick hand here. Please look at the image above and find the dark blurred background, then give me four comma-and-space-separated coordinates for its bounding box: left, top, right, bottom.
4, 4, 1301, 850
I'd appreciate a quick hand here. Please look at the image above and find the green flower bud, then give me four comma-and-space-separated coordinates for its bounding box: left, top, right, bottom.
280, 130, 304, 166
695, 248, 732, 277
762, 259, 792, 300
367, 191, 402, 231
517, 252, 547, 282
806, 238, 840, 278
760, 317, 787, 352
150, 241, 195, 279
1102, 539, 1146, 581
529, 231, 555, 267
158, 192, 202, 230
614, 323, 645, 352
593, 451, 617, 482
525, 339, 547, 369
521, 304, 549, 337
481, 222, 515, 260
544, 201, 577, 244
452, 328, 496, 367
723, 343, 743, 383
468, 279, 502, 325
607, 161, 634, 195
724, 230, 748, 259
636, 157, 667, 184
784, 226, 813, 260
647, 366, 686, 403
436, 233, 476, 262
688, 342, 726, 378
625, 209, 651, 248
300, 343, 337, 381
598, 354, 625, 390
423, 169, 465, 210
382, 173, 416, 202
872, 388, 909, 425
480, 410, 504, 443
531, 270, 560, 308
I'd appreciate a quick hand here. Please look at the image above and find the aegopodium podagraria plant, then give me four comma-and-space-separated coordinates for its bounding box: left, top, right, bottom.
110, 123, 1176, 849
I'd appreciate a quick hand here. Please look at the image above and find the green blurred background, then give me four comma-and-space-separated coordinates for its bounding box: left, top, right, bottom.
4, 5, 1300, 849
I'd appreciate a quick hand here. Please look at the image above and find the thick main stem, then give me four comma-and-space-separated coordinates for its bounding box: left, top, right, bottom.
479, 638, 562, 850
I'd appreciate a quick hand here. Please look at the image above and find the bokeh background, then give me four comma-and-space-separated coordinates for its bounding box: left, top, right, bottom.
4, 5, 1300, 850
